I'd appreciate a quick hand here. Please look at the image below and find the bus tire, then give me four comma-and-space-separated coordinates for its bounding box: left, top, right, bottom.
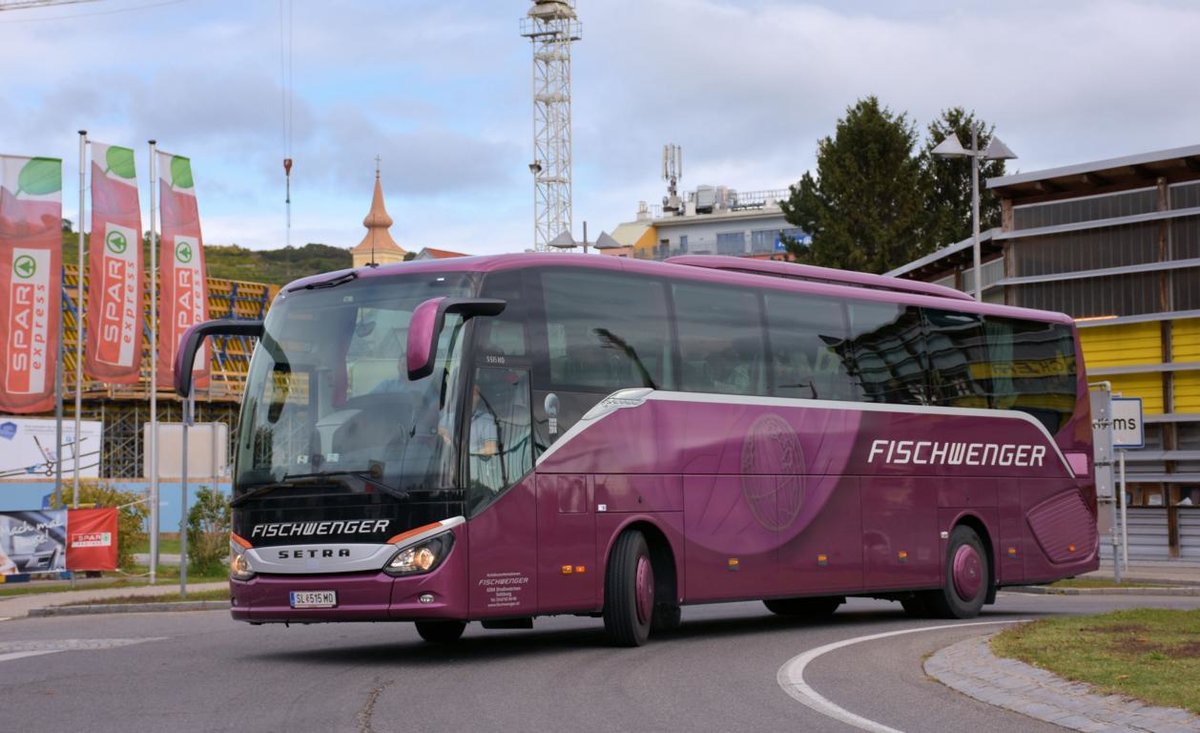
763, 596, 843, 618
926, 525, 989, 619
603, 531, 654, 647
415, 620, 466, 643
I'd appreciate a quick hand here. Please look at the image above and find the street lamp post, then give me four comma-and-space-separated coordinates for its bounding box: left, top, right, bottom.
931, 122, 1017, 301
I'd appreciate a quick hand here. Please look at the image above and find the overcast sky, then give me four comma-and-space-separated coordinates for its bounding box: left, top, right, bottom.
1, 0, 1197, 256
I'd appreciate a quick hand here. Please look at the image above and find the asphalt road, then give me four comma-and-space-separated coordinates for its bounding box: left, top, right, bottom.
0, 592, 1197, 733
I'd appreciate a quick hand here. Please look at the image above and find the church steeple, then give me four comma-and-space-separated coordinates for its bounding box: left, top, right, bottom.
350, 158, 407, 267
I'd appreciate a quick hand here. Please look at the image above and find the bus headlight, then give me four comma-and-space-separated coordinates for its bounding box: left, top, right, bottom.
385, 533, 454, 576
230, 544, 255, 581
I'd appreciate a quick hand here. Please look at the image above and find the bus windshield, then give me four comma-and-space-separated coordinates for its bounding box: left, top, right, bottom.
234, 271, 476, 497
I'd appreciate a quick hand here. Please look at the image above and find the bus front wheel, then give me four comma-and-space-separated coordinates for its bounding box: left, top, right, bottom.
415, 620, 466, 643
603, 531, 654, 647
925, 525, 989, 619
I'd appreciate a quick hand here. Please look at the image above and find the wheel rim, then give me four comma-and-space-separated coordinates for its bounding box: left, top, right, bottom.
952, 544, 983, 601
634, 554, 653, 625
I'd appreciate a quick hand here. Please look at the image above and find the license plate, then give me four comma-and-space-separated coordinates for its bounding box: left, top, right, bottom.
290, 590, 337, 609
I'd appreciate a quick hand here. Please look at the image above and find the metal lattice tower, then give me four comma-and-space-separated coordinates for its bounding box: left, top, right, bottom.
520, 1, 582, 251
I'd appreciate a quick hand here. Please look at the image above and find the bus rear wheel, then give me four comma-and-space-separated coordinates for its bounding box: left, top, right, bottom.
924, 525, 989, 619
415, 620, 466, 643
763, 596, 843, 618
603, 531, 654, 647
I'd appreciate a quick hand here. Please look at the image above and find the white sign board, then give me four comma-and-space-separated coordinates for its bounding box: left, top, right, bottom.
1111, 398, 1144, 449
143, 422, 229, 480
0, 417, 103, 481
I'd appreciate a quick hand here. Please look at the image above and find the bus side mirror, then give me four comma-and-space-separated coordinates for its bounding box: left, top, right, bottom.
174, 319, 264, 397
407, 297, 506, 380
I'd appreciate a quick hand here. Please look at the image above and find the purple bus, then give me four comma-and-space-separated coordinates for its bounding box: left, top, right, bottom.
175, 253, 1098, 646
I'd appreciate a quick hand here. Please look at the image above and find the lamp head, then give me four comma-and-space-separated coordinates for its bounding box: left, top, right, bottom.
931, 135, 969, 158
983, 136, 1018, 161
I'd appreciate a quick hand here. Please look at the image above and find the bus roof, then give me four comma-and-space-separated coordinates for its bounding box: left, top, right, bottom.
665, 255, 975, 302
284, 253, 1074, 327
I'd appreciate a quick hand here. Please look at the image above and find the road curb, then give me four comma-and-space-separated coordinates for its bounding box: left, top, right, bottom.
28, 601, 230, 617
1005, 585, 1200, 596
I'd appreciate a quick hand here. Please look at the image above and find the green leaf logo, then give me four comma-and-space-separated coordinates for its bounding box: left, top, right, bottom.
175, 241, 193, 263
106, 229, 128, 254
13, 254, 37, 279
170, 156, 194, 190
105, 147, 136, 180
16, 158, 61, 197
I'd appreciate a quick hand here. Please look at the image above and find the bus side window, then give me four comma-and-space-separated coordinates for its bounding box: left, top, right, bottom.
985, 317, 1078, 433
540, 270, 670, 393
924, 309, 989, 409
764, 291, 850, 401
673, 281, 765, 396
845, 302, 929, 405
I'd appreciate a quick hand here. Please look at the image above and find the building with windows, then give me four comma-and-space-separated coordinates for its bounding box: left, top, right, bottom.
889, 144, 1200, 560
606, 186, 808, 260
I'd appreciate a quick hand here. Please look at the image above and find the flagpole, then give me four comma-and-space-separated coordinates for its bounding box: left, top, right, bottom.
54, 240, 64, 508
74, 130, 87, 508
148, 140, 159, 586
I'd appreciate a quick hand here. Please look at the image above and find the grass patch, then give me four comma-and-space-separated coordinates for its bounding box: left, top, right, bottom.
131, 533, 182, 556
63, 588, 230, 606
992, 608, 1200, 714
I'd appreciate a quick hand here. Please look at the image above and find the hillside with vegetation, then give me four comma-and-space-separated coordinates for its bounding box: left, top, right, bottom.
60, 226, 352, 287
204, 243, 352, 285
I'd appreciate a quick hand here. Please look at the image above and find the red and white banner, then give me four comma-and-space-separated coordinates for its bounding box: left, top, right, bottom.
156, 151, 209, 389
0, 156, 62, 414
85, 143, 143, 383
66, 507, 118, 572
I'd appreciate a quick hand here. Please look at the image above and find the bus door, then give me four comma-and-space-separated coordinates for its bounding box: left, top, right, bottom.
465, 365, 540, 618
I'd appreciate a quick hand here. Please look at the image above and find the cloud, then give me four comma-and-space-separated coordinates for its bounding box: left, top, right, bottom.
1, 0, 1197, 253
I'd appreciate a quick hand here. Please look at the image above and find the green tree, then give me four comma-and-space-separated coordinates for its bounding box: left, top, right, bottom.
921, 107, 1008, 251
186, 486, 231, 576
780, 96, 928, 273
48, 481, 148, 569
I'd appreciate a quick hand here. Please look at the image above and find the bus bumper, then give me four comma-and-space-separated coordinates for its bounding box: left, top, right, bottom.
230, 551, 468, 623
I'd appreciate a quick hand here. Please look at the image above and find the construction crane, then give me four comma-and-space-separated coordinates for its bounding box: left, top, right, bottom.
520, 1, 582, 252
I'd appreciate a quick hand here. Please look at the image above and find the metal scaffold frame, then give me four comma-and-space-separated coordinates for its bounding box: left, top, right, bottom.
521, 1, 582, 251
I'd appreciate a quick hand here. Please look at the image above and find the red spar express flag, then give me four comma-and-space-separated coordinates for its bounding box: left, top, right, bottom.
0, 156, 62, 414
66, 507, 119, 572
86, 143, 144, 383
156, 151, 209, 388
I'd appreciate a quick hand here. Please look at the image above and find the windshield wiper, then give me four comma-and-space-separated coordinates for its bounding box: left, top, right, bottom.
281, 469, 372, 482
230, 482, 289, 507
291, 271, 357, 291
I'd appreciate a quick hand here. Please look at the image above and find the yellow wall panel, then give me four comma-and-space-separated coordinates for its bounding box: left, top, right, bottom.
1175, 371, 1200, 414
1106, 372, 1163, 414
1172, 319, 1200, 362
1078, 322, 1161, 368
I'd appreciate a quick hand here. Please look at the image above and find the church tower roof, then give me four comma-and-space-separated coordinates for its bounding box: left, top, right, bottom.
350, 164, 406, 264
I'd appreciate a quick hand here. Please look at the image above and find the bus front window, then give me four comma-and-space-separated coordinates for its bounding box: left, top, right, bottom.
234, 273, 474, 499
